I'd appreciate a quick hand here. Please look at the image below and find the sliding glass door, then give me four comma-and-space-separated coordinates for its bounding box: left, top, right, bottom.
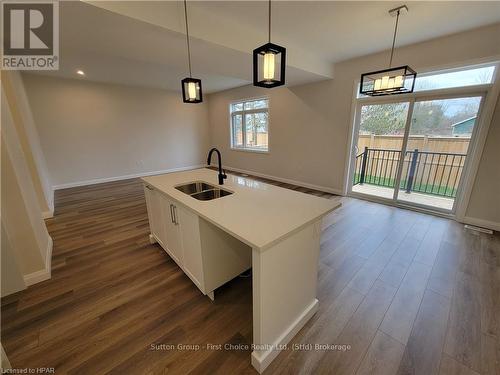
396, 96, 482, 210
350, 94, 484, 213
348, 63, 497, 214
352, 102, 410, 200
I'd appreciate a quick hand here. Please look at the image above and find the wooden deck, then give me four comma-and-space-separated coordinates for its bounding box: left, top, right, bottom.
1, 170, 498, 374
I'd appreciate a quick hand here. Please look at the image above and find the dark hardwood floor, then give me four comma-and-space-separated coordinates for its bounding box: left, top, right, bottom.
1, 170, 499, 374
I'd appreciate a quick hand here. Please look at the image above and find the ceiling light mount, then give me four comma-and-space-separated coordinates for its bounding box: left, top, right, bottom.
180, 0, 202, 103
360, 4, 417, 97
389, 5, 408, 17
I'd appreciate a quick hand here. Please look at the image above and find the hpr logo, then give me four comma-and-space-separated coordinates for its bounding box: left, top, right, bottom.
1, 1, 59, 70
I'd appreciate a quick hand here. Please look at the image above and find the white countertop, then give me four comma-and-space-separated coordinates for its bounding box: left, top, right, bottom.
142, 168, 341, 250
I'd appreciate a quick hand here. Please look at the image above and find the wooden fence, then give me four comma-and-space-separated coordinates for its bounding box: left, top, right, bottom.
357, 134, 470, 154
234, 133, 268, 148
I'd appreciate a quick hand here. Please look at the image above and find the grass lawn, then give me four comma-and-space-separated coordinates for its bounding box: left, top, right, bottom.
353, 174, 457, 197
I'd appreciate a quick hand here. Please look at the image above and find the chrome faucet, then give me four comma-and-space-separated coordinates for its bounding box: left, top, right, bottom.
207, 148, 227, 185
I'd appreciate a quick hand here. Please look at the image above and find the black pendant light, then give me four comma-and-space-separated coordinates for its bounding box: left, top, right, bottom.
360, 5, 417, 96
181, 0, 202, 103
253, 0, 286, 88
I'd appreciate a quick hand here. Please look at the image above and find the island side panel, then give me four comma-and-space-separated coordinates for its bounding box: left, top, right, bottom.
251, 219, 322, 373
199, 218, 252, 295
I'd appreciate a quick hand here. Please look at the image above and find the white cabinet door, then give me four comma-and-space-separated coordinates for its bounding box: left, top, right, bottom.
144, 187, 205, 294
177, 206, 204, 290
144, 185, 166, 245
162, 196, 184, 266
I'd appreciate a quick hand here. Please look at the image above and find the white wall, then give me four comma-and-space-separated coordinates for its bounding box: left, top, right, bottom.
208, 80, 343, 192
1, 222, 26, 297
466, 95, 500, 225
22, 74, 210, 188
208, 23, 500, 225
2, 85, 52, 284
2, 71, 53, 215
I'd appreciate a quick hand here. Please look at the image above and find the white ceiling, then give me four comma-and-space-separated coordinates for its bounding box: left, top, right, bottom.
193, 1, 500, 62
33, 1, 500, 94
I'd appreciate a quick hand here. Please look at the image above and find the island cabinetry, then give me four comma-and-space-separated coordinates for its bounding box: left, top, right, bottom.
144, 185, 166, 246
144, 184, 204, 290
143, 184, 251, 299
162, 194, 184, 266
142, 168, 340, 373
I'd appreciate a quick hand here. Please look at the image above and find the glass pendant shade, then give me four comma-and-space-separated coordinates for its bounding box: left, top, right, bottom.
253, 42, 286, 88
181, 77, 202, 103
360, 65, 416, 96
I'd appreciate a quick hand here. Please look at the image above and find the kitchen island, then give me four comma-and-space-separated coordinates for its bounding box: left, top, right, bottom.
142, 168, 340, 373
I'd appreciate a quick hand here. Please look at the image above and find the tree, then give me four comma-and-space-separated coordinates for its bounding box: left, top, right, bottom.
359, 98, 479, 137
448, 101, 480, 126
360, 103, 407, 135
410, 101, 448, 136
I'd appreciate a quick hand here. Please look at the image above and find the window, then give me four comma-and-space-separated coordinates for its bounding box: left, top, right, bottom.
414, 65, 496, 92
230, 98, 269, 152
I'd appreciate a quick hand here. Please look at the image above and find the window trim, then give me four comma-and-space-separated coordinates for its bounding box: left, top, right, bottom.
229, 97, 270, 153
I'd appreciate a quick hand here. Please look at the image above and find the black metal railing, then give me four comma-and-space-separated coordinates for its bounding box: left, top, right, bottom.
353, 147, 467, 198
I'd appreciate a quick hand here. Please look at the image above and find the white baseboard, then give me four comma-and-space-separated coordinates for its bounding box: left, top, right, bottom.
251, 299, 319, 373
52, 164, 204, 190
460, 216, 499, 232
42, 209, 54, 219
223, 165, 343, 195
23, 268, 50, 286
23, 236, 53, 286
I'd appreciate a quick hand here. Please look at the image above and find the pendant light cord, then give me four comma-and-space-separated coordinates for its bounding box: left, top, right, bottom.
268, 0, 271, 43
183, 0, 192, 77
389, 9, 400, 67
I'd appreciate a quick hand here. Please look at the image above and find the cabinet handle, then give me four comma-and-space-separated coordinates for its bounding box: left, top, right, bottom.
173, 206, 179, 225
169, 204, 174, 223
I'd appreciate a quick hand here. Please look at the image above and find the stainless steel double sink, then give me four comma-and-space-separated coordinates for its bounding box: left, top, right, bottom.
175, 181, 233, 201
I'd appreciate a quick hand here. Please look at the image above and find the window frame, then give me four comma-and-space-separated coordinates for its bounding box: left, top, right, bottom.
229, 97, 270, 153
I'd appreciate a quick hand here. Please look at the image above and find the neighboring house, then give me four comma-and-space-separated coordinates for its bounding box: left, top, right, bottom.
452, 116, 476, 136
